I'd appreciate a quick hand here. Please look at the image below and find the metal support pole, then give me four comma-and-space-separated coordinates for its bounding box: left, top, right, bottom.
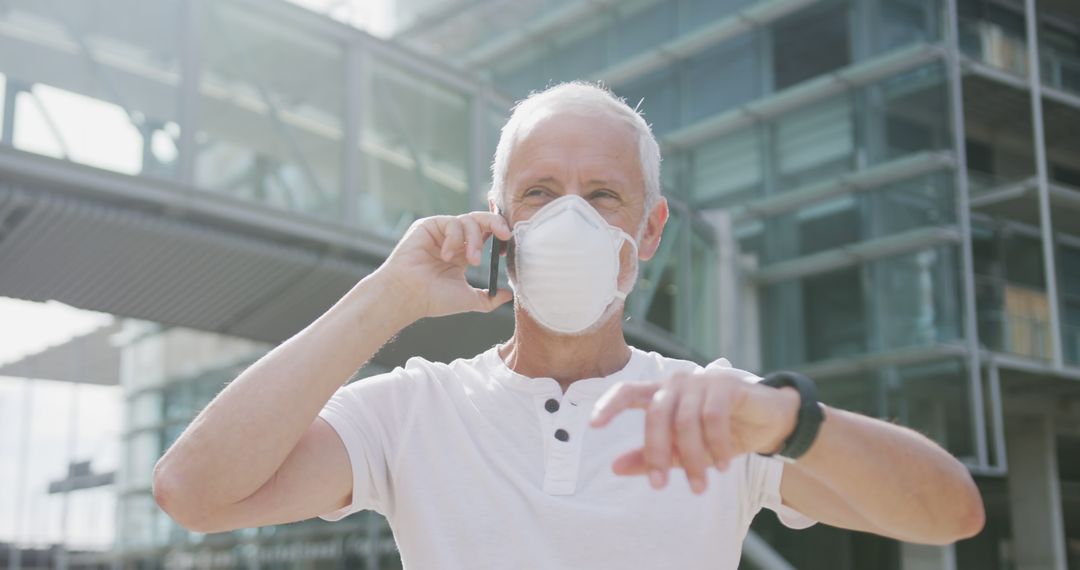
987, 361, 1007, 471
1024, 0, 1064, 369
944, 0, 989, 468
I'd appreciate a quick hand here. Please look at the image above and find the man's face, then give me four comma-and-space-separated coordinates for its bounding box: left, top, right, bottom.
502, 110, 648, 240
493, 109, 668, 318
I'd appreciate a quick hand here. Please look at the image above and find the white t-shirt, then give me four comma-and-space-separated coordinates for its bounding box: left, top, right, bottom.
317, 345, 816, 569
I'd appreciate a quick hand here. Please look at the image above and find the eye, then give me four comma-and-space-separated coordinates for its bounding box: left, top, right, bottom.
522, 187, 554, 202
589, 189, 618, 200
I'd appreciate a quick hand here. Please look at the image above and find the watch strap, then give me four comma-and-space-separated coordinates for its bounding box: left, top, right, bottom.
757, 371, 825, 462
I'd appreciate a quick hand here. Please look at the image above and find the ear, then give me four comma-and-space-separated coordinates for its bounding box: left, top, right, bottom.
638, 198, 669, 261
488, 197, 498, 214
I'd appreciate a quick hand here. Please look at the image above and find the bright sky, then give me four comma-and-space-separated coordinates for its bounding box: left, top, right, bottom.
0, 297, 120, 549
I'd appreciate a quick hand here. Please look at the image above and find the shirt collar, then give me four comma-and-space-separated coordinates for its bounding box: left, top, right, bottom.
483, 344, 645, 399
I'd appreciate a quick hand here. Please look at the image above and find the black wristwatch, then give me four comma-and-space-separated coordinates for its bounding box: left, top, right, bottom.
756, 371, 825, 463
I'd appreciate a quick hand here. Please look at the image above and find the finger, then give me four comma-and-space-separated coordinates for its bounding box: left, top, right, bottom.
466, 211, 512, 241
702, 382, 734, 472
644, 375, 683, 488
590, 383, 661, 428
440, 218, 465, 262
459, 215, 483, 266
612, 447, 684, 476
674, 377, 712, 494
469, 287, 513, 313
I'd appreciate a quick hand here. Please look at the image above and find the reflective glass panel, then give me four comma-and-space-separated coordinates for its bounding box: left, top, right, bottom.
197, 1, 345, 220
360, 63, 470, 237
0, 0, 184, 177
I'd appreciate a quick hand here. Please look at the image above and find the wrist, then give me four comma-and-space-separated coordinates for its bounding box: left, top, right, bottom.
351, 269, 424, 329
761, 386, 800, 455
756, 371, 826, 461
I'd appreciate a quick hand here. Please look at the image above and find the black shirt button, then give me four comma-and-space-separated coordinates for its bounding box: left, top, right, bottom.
545, 398, 560, 413
554, 429, 569, 442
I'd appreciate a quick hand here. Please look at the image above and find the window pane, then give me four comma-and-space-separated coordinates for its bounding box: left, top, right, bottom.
1004, 234, 1046, 288
890, 358, 976, 461
0, 1, 184, 177
362, 64, 470, 238
691, 127, 762, 205
128, 390, 163, 430
803, 267, 866, 362
773, 4, 851, 89
618, 67, 679, 136
775, 96, 854, 188
875, 0, 939, 54
124, 430, 161, 490
870, 246, 963, 351
683, 34, 759, 124
615, 0, 675, 61
196, 1, 345, 220
871, 64, 951, 164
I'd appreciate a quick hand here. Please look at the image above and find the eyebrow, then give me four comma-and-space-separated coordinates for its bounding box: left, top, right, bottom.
522, 177, 626, 192
526, 177, 619, 187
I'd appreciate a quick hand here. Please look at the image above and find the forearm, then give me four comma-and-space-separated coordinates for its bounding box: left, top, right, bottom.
153, 270, 416, 512
793, 405, 984, 542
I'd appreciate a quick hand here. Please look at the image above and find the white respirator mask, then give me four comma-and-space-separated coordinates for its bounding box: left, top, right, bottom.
507, 194, 639, 335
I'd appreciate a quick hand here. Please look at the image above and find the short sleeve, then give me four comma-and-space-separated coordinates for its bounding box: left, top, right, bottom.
748, 454, 818, 529
704, 356, 732, 371
316, 366, 417, 521
715, 357, 816, 530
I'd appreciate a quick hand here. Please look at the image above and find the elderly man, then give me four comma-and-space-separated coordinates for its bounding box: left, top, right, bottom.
153, 82, 984, 569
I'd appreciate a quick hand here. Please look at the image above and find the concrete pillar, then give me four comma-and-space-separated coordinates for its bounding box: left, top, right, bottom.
1005, 415, 1067, 570
900, 542, 956, 570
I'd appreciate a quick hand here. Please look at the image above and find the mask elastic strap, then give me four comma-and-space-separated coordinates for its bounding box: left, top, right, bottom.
612, 230, 639, 301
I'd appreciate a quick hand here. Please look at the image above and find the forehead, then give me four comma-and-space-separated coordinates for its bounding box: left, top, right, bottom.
508, 110, 642, 182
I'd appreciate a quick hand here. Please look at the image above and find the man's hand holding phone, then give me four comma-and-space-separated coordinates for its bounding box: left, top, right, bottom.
374, 212, 513, 323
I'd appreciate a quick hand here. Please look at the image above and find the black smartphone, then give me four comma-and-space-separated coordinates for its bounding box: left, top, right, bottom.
488, 236, 504, 297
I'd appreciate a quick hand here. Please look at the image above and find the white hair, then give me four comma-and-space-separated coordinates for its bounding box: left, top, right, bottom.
488, 81, 663, 224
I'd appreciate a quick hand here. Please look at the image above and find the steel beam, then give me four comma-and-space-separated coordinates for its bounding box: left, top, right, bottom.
944, 0, 990, 468
1025, 0, 1065, 370
987, 360, 1008, 471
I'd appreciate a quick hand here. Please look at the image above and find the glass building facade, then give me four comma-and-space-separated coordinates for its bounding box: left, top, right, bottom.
1, 0, 1079, 568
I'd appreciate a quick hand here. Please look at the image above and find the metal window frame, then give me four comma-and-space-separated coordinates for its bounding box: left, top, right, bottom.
945, 0, 992, 469
1024, 0, 1065, 370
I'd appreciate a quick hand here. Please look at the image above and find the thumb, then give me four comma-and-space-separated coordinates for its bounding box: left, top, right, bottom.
471, 288, 513, 313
